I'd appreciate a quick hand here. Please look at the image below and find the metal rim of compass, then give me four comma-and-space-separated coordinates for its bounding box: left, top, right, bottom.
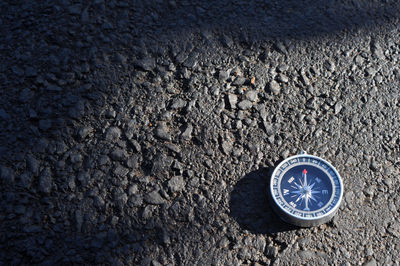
269, 153, 344, 227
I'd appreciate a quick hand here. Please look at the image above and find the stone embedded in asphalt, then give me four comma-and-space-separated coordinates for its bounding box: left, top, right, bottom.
334, 102, 342, 114
105, 109, 116, 118
165, 143, 182, 154
128, 184, 138, 195
269, 80, 281, 95
218, 237, 230, 248
0, 165, 14, 183
134, 58, 156, 71
19, 172, 33, 188
26, 154, 39, 175
77, 171, 90, 187
232, 76, 246, 86
238, 100, 252, 110
371, 39, 385, 60
129, 195, 143, 207
68, 176, 76, 190
323, 59, 336, 72
68, 101, 85, 119
258, 104, 267, 121
114, 188, 128, 210
278, 73, 289, 83
370, 160, 379, 172
219, 69, 230, 82
365, 67, 376, 77
142, 205, 155, 219
127, 154, 139, 169
39, 167, 52, 194
98, 155, 110, 166
145, 190, 165, 205
70, 153, 83, 164
363, 258, 377, 266
110, 148, 127, 161
281, 150, 290, 158
221, 34, 233, 48
75, 210, 83, 232
172, 160, 183, 172
181, 123, 193, 140
113, 165, 129, 177
183, 55, 198, 69
105, 127, 121, 142
155, 122, 171, 141
170, 98, 187, 109
227, 94, 238, 109
210, 85, 220, 96
78, 127, 92, 140
298, 250, 315, 260
265, 245, 279, 257
263, 122, 275, 136
115, 53, 127, 65
221, 139, 233, 155
168, 176, 185, 192
151, 154, 173, 177
300, 72, 310, 86
275, 41, 287, 54
129, 139, 141, 152
46, 84, 62, 92
245, 90, 258, 102
254, 236, 266, 251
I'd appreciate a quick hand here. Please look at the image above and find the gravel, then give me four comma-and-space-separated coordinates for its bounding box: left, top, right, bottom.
145, 190, 165, 205
238, 100, 253, 110
38, 167, 52, 194
105, 127, 122, 142
227, 94, 238, 109
134, 58, 156, 71
168, 176, 185, 192
269, 80, 281, 95
1, 0, 400, 265
155, 122, 172, 141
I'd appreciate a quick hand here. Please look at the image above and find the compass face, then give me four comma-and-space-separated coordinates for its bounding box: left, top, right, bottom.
270, 154, 343, 227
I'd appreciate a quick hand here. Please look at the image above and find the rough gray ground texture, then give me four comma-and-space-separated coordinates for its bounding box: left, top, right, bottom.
1, 0, 400, 265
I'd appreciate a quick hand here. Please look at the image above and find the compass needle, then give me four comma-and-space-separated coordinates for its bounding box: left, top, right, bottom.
303, 169, 308, 187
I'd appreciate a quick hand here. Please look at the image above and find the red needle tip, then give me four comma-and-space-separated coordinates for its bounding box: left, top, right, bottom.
303, 169, 307, 174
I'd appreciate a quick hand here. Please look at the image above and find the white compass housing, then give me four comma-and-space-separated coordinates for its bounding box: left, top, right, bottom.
269, 153, 344, 227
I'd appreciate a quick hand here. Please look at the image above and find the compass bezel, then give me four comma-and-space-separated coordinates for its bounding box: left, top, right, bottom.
269, 154, 343, 227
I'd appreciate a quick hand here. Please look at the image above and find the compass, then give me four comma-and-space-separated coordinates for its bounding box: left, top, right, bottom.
269, 152, 343, 227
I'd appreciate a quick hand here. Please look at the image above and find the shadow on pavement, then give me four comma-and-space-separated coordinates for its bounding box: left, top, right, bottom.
148, 0, 400, 42
229, 167, 297, 234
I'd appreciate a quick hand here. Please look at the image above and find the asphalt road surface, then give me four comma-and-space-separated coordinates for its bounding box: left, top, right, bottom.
1, 0, 400, 265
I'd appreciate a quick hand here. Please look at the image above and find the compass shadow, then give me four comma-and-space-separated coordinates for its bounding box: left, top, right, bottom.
229, 167, 297, 234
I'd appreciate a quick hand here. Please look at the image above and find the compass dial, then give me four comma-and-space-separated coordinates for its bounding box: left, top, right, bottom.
269, 154, 343, 227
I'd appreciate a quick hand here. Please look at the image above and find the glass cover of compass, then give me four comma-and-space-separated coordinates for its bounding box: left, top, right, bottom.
269, 153, 343, 227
